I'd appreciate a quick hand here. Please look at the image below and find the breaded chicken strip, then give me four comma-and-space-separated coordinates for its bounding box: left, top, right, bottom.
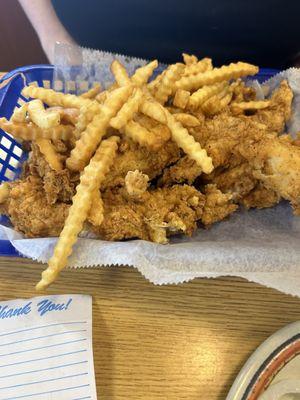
159, 156, 202, 186
188, 81, 293, 170
249, 80, 293, 133
237, 134, 300, 213
102, 138, 181, 189
26, 143, 78, 204
190, 114, 267, 168
206, 162, 257, 201
201, 184, 238, 226
241, 183, 280, 209
1, 176, 69, 237
92, 185, 205, 243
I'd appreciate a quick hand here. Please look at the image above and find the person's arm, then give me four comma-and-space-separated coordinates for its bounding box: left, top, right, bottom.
18, 0, 77, 63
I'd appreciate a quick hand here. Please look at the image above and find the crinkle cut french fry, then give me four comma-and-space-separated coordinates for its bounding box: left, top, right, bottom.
139, 99, 167, 124
110, 88, 143, 129
96, 90, 108, 104
176, 62, 259, 91
87, 189, 104, 226
147, 70, 165, 94
183, 58, 213, 76
133, 113, 171, 143
201, 90, 233, 115
11, 103, 28, 123
0, 117, 73, 141
80, 83, 102, 99
182, 53, 198, 65
173, 89, 190, 109
123, 120, 162, 150
0, 182, 10, 204
66, 85, 132, 171
75, 101, 101, 138
111, 60, 131, 86
174, 113, 201, 127
22, 86, 91, 109
27, 99, 60, 129
165, 110, 213, 174
147, 77, 160, 92
153, 63, 185, 104
36, 138, 63, 171
231, 100, 271, 113
36, 136, 120, 291
47, 107, 79, 126
188, 81, 228, 109
131, 60, 158, 86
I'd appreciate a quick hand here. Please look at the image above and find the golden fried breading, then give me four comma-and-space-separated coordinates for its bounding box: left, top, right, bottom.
3, 176, 69, 237
189, 85, 291, 170
241, 183, 280, 209
208, 162, 257, 201
190, 113, 267, 168
237, 133, 300, 213
102, 138, 181, 189
231, 80, 256, 103
159, 156, 201, 186
248, 80, 293, 134
43, 170, 78, 204
27, 144, 78, 204
93, 185, 205, 243
190, 86, 291, 168
294, 207, 300, 216
201, 184, 238, 226
125, 170, 149, 196
270, 80, 293, 122
292, 132, 300, 147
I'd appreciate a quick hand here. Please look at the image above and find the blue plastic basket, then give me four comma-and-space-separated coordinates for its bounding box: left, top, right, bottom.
0, 64, 279, 256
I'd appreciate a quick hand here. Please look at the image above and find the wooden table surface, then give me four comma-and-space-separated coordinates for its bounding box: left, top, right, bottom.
0, 258, 300, 399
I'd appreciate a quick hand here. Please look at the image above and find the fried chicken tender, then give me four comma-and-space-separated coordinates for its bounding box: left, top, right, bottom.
201, 184, 238, 226
208, 162, 257, 201
189, 82, 292, 169
237, 133, 300, 213
159, 156, 202, 186
92, 185, 205, 243
102, 138, 181, 189
190, 114, 267, 168
2, 176, 69, 237
241, 183, 280, 209
27, 144, 78, 204
237, 137, 295, 203
249, 80, 293, 134
185, 82, 292, 175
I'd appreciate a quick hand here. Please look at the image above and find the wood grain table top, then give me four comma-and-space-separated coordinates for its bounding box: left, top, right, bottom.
0, 257, 299, 399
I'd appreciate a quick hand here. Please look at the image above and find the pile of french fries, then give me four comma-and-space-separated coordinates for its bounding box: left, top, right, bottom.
0, 54, 260, 289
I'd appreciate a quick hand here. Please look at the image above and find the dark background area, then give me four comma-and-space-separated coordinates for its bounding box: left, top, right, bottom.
0, 0, 47, 72
0, 0, 300, 73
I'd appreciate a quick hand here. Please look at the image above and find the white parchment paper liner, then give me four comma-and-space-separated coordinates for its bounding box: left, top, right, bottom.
1, 48, 300, 296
